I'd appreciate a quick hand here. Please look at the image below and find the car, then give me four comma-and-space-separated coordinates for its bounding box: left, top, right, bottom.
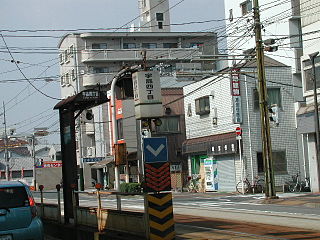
0, 181, 44, 240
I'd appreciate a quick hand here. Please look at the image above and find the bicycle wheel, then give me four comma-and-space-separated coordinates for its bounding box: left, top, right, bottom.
255, 179, 265, 193
236, 181, 250, 194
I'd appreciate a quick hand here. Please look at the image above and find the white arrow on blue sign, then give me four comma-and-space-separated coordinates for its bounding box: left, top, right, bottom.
143, 137, 168, 163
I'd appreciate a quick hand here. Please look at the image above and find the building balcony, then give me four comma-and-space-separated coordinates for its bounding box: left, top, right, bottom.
82, 73, 114, 87
84, 123, 95, 135
81, 48, 202, 63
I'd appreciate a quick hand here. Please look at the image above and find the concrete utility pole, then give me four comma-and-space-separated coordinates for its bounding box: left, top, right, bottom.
253, 0, 277, 198
2, 102, 10, 181
309, 51, 320, 191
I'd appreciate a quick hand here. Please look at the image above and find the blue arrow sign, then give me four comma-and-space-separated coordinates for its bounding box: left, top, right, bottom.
143, 137, 168, 163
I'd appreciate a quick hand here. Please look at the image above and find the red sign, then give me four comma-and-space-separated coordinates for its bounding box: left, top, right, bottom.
236, 127, 242, 136
144, 162, 171, 192
231, 68, 241, 96
38, 161, 62, 168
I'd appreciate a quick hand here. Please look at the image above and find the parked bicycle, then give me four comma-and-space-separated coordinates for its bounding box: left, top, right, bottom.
286, 172, 311, 192
187, 176, 200, 193
236, 176, 265, 194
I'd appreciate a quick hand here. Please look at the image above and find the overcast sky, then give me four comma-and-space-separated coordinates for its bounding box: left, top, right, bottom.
0, 0, 225, 144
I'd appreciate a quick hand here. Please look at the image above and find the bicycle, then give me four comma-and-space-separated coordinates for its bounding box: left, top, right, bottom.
187, 176, 200, 193
236, 176, 265, 194
286, 173, 310, 192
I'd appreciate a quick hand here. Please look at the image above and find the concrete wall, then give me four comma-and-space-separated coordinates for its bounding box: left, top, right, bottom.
36, 167, 62, 190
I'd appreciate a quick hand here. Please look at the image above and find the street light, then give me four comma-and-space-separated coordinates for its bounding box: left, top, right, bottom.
309, 51, 320, 191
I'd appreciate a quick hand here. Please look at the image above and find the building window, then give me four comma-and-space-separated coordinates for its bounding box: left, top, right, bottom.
142, 43, 157, 49
64, 49, 69, 63
190, 42, 204, 48
158, 22, 163, 29
187, 103, 192, 117
195, 96, 210, 115
163, 43, 178, 48
156, 116, 180, 133
123, 43, 137, 49
257, 151, 287, 174
69, 45, 74, 57
191, 156, 200, 175
117, 119, 124, 140
65, 73, 70, 85
60, 75, 64, 86
240, 0, 252, 16
156, 13, 164, 21
92, 43, 108, 49
253, 88, 282, 110
302, 57, 320, 92
92, 67, 109, 73
71, 69, 76, 81
59, 53, 63, 65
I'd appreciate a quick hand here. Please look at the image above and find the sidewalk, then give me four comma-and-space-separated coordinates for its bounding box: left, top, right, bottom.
254, 192, 320, 208
174, 214, 320, 240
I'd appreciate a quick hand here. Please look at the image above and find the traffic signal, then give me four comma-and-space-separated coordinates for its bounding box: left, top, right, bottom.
268, 104, 279, 126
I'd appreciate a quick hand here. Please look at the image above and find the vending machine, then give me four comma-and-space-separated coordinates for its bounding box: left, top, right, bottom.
204, 158, 217, 191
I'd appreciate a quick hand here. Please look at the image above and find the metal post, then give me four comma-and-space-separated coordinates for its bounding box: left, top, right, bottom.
96, 189, 102, 232
111, 75, 121, 211
72, 188, 77, 225
2, 102, 9, 181
253, 0, 277, 199
39, 186, 44, 218
56, 184, 62, 224
309, 51, 320, 191
238, 137, 244, 194
31, 135, 37, 191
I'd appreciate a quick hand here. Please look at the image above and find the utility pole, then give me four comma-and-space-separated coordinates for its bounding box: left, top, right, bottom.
3, 102, 9, 181
31, 134, 37, 190
253, 0, 277, 198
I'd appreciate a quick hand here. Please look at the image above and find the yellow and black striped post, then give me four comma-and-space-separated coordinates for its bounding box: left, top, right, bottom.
147, 193, 175, 240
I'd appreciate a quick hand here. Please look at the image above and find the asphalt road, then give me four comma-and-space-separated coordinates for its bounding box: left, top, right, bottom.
34, 191, 320, 232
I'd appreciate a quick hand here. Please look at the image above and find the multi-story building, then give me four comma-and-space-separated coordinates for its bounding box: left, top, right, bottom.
182, 57, 300, 192
223, 0, 303, 101
57, 0, 221, 187
296, 0, 320, 192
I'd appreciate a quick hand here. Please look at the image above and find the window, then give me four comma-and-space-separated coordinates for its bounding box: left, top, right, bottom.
156, 13, 164, 21
92, 43, 108, 49
0, 187, 29, 208
59, 53, 63, 64
303, 57, 320, 92
142, 43, 157, 49
117, 119, 124, 140
123, 43, 137, 49
69, 45, 74, 57
65, 73, 70, 85
229, 9, 234, 22
253, 88, 282, 110
60, 75, 64, 86
158, 22, 163, 29
64, 49, 69, 63
187, 103, 192, 117
156, 116, 180, 133
163, 43, 178, 48
191, 156, 200, 175
190, 42, 204, 48
195, 96, 210, 115
92, 67, 109, 73
257, 151, 287, 174
240, 0, 252, 16
71, 69, 76, 81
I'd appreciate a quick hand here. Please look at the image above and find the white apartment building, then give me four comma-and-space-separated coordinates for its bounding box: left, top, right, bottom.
296, 0, 320, 192
57, 0, 221, 187
224, 0, 303, 101
182, 57, 300, 192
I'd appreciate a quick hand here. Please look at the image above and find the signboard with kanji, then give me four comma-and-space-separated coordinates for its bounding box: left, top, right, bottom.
132, 71, 163, 119
231, 69, 243, 123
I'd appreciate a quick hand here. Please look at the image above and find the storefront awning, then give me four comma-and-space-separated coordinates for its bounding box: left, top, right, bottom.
182, 132, 238, 155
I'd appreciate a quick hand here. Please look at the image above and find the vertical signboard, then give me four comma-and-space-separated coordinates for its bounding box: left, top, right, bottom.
132, 71, 163, 119
231, 69, 243, 123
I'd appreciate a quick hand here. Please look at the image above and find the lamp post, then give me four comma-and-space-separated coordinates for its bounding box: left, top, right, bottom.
309, 51, 320, 191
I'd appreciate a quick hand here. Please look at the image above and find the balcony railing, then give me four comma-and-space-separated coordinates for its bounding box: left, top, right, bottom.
82, 73, 114, 87
81, 48, 202, 63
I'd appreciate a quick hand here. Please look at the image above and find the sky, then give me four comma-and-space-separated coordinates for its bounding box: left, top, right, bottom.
0, 0, 226, 144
